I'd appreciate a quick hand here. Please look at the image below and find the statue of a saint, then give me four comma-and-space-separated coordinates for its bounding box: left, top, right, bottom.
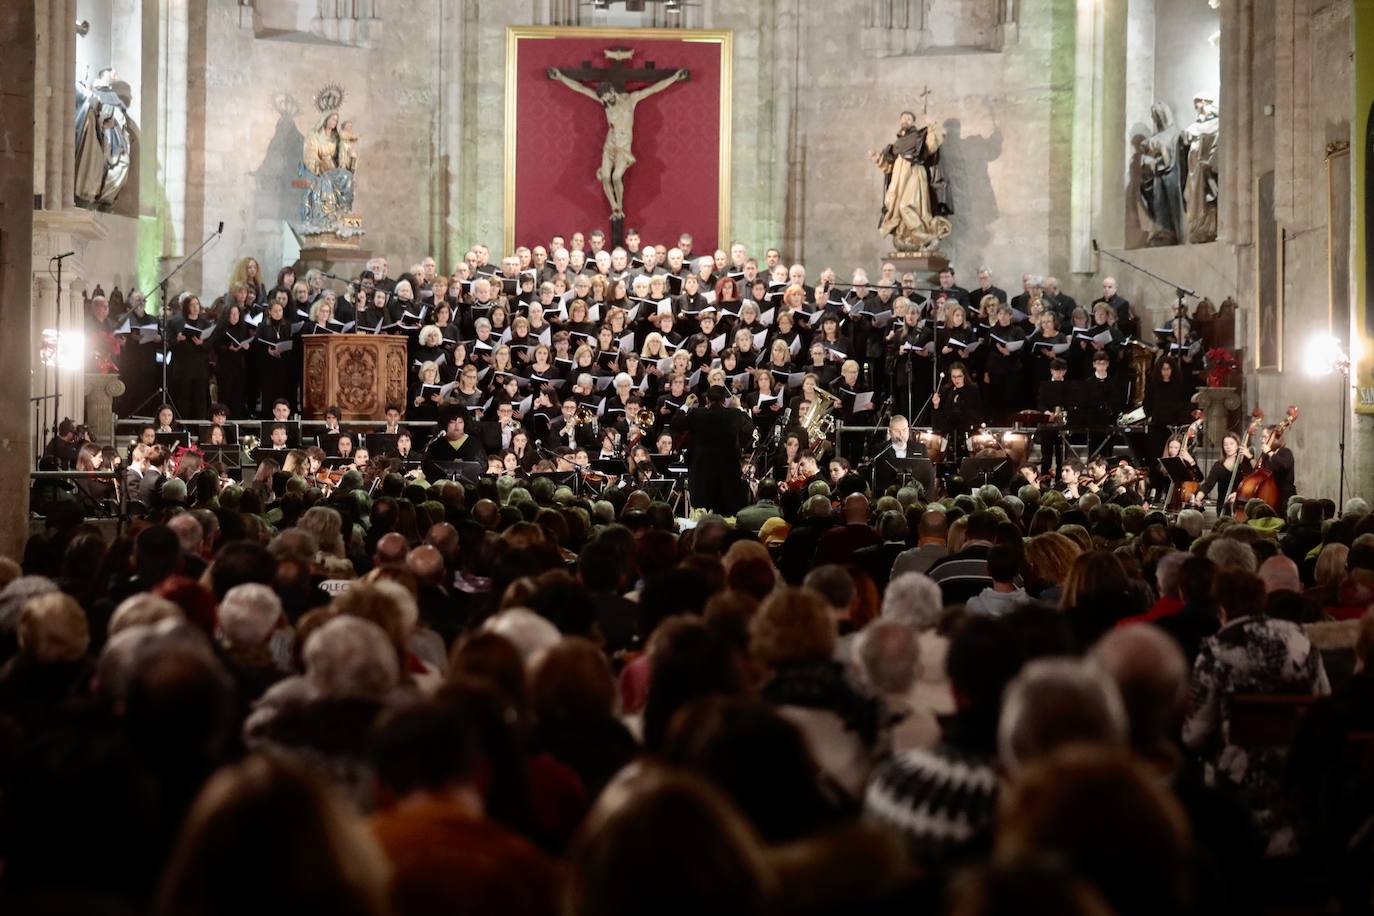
75, 68, 135, 210
870, 111, 953, 252
1179, 91, 1219, 244
547, 67, 689, 219
1137, 102, 1187, 246
300, 91, 358, 234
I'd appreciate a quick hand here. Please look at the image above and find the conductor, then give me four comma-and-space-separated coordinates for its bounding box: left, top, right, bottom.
672, 385, 754, 515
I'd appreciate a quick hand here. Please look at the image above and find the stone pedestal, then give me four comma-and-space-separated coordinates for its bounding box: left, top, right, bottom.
885, 250, 950, 284
1192, 386, 1241, 449
297, 244, 374, 277
84, 373, 126, 446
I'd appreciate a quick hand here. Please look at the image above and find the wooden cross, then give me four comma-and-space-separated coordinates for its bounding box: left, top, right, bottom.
918, 85, 933, 116
558, 47, 686, 91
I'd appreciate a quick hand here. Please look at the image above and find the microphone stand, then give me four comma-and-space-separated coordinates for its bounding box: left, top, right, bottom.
1091, 239, 1204, 325
131, 223, 224, 420
49, 251, 76, 429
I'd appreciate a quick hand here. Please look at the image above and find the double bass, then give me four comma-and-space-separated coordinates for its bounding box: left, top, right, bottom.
1232, 405, 1299, 518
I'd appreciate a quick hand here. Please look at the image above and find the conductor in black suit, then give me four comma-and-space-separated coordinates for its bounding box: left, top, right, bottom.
672, 384, 754, 515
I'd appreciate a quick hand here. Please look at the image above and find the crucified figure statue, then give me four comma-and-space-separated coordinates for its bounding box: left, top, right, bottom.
547, 66, 689, 219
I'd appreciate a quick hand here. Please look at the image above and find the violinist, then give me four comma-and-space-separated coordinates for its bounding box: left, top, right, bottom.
351, 446, 371, 474
774, 431, 803, 484
1194, 432, 1253, 509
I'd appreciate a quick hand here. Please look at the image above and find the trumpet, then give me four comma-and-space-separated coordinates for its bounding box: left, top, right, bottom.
574, 404, 598, 427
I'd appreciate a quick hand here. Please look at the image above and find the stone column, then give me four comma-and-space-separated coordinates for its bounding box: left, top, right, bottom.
0, 2, 37, 557
84, 375, 126, 445
157, 0, 188, 267
1192, 387, 1241, 449
1068, 0, 1102, 274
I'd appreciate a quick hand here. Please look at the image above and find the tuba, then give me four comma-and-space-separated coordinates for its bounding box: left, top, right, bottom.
800, 394, 836, 452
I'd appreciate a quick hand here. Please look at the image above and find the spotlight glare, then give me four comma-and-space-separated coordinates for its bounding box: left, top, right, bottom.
1303, 334, 1346, 377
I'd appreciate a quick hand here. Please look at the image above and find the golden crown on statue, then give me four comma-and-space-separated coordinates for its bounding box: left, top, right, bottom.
314, 83, 345, 113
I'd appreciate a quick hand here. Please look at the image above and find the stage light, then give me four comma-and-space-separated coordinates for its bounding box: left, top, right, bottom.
39, 329, 86, 370
665, 0, 683, 12
1302, 334, 1348, 376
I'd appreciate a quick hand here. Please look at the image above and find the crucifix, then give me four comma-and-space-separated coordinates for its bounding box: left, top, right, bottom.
917, 85, 933, 116
547, 47, 689, 239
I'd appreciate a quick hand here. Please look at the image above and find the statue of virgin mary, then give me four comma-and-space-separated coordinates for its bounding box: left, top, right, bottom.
299, 93, 358, 233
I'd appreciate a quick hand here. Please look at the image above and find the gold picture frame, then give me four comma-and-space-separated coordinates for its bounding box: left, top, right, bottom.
1326, 140, 1352, 340
503, 25, 733, 254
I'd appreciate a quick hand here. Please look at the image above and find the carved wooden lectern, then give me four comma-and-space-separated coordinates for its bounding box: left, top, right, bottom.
301, 333, 408, 420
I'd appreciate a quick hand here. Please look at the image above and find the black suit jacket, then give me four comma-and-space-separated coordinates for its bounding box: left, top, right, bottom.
675, 404, 750, 471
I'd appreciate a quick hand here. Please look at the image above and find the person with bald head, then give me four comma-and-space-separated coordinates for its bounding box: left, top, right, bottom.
373, 532, 409, 569
471, 498, 501, 531
1093, 275, 1136, 337
425, 522, 461, 572
407, 543, 466, 648
814, 493, 880, 567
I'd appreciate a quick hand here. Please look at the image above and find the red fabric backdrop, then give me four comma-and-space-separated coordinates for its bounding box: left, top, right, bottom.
510, 33, 724, 252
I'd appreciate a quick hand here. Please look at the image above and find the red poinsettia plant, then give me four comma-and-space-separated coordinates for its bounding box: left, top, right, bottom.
1205, 347, 1238, 388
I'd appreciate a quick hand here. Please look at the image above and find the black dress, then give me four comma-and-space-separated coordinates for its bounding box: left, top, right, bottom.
213, 318, 253, 418
168, 316, 212, 420
1198, 456, 1254, 506
256, 318, 295, 416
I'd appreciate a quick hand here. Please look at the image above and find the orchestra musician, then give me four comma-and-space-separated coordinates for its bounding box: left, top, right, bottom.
1036, 358, 1074, 477
870, 414, 928, 496
1256, 423, 1297, 508
932, 362, 981, 459
1194, 432, 1253, 509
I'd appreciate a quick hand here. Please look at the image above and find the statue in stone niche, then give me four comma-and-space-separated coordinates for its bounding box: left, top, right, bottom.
1179, 91, 1219, 244
75, 68, 134, 210
299, 84, 359, 235
1137, 101, 1187, 246
869, 109, 953, 252
547, 61, 689, 220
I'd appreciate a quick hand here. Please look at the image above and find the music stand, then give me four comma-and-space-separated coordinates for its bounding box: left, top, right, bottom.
958, 456, 1015, 490
1120, 427, 1157, 465
250, 447, 290, 464
365, 433, 398, 457
642, 477, 678, 503
155, 431, 191, 449
199, 445, 241, 476
316, 431, 343, 454
199, 423, 238, 445
881, 456, 935, 494
262, 420, 301, 449
650, 454, 688, 476
425, 459, 484, 484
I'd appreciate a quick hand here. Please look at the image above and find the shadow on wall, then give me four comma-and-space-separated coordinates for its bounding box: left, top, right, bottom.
1125, 121, 1151, 249
941, 117, 1002, 268
251, 104, 306, 266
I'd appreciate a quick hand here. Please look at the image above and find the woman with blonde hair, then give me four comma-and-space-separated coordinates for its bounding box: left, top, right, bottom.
1023, 531, 1082, 601
229, 256, 266, 305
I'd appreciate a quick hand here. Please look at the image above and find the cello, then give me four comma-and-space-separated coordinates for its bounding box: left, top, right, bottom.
1232, 405, 1299, 518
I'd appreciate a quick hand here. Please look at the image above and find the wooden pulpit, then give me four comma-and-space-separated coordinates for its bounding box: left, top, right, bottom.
301, 333, 409, 420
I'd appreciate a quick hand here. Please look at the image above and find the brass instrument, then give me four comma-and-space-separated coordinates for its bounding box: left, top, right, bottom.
241, 434, 260, 462
683, 394, 699, 410
636, 407, 656, 428
574, 404, 599, 427
800, 396, 836, 452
